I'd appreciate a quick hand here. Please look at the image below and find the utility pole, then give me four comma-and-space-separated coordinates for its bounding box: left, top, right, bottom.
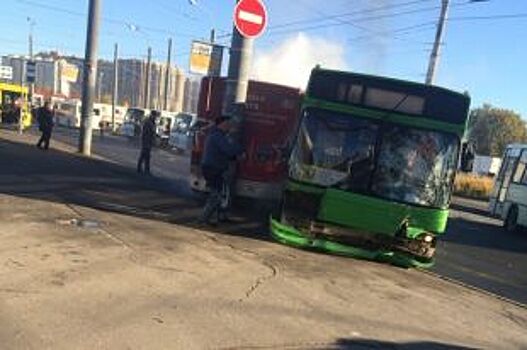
210, 28, 216, 44
222, 1, 253, 119
143, 47, 152, 109
79, 0, 101, 156
27, 17, 35, 105
157, 65, 163, 110
425, 0, 450, 85
97, 71, 104, 102
163, 38, 172, 111
111, 43, 118, 132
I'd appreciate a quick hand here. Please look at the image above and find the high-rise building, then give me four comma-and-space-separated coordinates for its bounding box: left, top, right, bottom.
2, 52, 187, 112
183, 77, 201, 114
1, 55, 60, 96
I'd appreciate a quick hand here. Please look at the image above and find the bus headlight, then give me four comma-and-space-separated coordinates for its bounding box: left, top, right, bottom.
418, 233, 435, 244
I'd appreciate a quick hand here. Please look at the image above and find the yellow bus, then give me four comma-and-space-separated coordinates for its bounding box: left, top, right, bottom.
0, 82, 32, 129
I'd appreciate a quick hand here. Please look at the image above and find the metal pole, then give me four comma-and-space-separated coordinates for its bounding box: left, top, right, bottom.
425, 0, 450, 85
222, 2, 253, 118
97, 71, 104, 102
157, 65, 163, 110
19, 57, 25, 134
28, 19, 35, 105
163, 38, 172, 111
111, 43, 118, 132
79, 0, 101, 156
210, 28, 216, 44
143, 47, 152, 109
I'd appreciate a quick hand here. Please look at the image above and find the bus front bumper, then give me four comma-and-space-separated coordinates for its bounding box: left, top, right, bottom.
270, 218, 434, 269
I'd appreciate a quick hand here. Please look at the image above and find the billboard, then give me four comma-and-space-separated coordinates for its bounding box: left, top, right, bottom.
0, 65, 13, 80
189, 41, 223, 76
61, 62, 79, 83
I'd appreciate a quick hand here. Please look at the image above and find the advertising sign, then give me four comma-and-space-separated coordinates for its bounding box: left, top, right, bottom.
26, 61, 36, 83
189, 41, 223, 76
61, 62, 79, 83
0, 65, 13, 80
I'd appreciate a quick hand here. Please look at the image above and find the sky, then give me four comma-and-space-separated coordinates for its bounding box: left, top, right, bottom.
0, 0, 526, 118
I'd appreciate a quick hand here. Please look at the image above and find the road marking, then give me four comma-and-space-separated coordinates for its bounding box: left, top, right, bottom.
239, 10, 263, 25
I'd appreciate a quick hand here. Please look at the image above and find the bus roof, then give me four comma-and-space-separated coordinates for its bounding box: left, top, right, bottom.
310, 67, 469, 99
0, 82, 29, 94
306, 67, 471, 129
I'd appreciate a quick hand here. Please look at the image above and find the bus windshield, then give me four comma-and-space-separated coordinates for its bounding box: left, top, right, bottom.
289, 109, 459, 208
124, 109, 145, 124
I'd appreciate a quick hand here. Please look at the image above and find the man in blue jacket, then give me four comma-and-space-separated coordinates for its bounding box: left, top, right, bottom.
199, 116, 243, 225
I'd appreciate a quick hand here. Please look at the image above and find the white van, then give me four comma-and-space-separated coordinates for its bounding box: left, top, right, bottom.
120, 107, 150, 137
120, 108, 177, 142
169, 113, 198, 152
55, 100, 102, 130
489, 144, 527, 232
94, 103, 127, 129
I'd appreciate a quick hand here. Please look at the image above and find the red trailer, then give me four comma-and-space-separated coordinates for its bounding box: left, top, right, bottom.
190, 77, 302, 200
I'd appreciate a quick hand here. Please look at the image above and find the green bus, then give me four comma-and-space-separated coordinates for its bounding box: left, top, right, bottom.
271, 68, 471, 268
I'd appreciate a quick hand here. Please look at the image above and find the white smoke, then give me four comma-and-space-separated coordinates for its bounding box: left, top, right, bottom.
252, 33, 349, 89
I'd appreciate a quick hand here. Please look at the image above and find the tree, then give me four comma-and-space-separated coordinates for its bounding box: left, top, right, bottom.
468, 104, 527, 157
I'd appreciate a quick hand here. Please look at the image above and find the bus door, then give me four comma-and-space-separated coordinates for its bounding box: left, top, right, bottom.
490, 149, 520, 216
1, 90, 22, 124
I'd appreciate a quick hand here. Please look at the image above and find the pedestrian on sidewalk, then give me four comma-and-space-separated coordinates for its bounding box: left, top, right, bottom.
36, 101, 55, 150
137, 110, 159, 175
198, 116, 243, 226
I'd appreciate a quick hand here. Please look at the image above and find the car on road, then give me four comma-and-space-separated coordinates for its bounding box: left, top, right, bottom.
168, 113, 201, 152
489, 144, 527, 233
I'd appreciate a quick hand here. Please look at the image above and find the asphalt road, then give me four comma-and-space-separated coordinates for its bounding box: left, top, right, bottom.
434, 196, 527, 305
14, 127, 527, 305
1, 127, 527, 348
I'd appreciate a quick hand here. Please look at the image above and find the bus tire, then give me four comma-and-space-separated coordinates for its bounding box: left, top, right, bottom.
504, 205, 519, 233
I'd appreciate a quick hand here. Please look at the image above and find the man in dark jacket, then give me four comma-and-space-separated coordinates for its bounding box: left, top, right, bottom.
137, 111, 159, 175
199, 116, 243, 225
36, 101, 55, 150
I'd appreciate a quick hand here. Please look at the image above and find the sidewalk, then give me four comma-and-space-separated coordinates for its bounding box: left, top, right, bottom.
1, 129, 526, 350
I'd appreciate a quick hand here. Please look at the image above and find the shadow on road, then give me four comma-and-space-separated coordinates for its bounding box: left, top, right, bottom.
0, 136, 273, 243
330, 338, 476, 350
444, 216, 527, 254
450, 201, 490, 218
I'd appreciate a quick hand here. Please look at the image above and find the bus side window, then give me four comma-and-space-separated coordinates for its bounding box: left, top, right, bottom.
513, 161, 525, 183
519, 151, 527, 184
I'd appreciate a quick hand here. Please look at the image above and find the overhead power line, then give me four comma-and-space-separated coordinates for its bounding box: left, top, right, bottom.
449, 13, 527, 21
216, 0, 440, 41
270, 0, 438, 31
347, 21, 437, 44
267, 1, 473, 37
296, 0, 434, 46
13, 0, 196, 38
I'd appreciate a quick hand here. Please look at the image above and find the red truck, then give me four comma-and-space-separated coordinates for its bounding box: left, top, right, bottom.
190, 77, 302, 201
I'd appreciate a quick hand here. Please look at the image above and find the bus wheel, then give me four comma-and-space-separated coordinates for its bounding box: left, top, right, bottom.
504, 206, 519, 233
